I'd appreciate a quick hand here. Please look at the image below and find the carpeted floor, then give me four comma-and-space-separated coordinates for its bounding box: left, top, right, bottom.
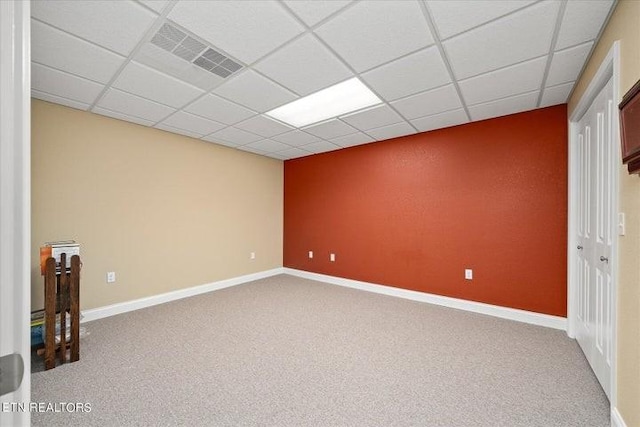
31, 274, 609, 426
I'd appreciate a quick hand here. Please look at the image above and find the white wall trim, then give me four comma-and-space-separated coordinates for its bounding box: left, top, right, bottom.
567, 40, 620, 408
0, 1, 31, 425
284, 268, 567, 330
82, 268, 285, 323
611, 407, 627, 427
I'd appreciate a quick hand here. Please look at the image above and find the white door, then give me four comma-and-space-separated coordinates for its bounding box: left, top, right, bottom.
0, 1, 31, 426
575, 77, 614, 398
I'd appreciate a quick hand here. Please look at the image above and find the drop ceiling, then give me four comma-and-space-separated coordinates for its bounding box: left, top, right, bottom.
31, 0, 615, 160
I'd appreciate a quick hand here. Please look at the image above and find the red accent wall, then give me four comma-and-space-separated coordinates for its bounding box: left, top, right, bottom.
284, 105, 568, 317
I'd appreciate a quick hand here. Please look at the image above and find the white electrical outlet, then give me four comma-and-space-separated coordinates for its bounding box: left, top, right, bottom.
465, 269, 473, 280
250, 252, 256, 260
330, 253, 336, 262
107, 271, 116, 283
308, 251, 313, 259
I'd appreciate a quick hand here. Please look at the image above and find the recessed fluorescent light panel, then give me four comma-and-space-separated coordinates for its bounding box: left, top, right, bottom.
265, 78, 381, 128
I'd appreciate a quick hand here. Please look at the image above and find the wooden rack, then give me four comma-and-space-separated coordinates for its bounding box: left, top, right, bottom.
41, 253, 80, 370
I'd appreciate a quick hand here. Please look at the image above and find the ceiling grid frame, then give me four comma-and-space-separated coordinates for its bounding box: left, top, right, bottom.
535, 0, 568, 108
29, 0, 617, 159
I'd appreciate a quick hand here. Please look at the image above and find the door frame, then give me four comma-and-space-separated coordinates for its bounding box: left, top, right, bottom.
0, 1, 30, 426
567, 41, 620, 408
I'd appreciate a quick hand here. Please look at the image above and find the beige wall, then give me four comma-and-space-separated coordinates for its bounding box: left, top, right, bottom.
568, 1, 640, 425
31, 100, 283, 311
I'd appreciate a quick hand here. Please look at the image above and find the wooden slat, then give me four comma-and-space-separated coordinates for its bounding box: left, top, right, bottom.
58, 253, 67, 365
70, 255, 80, 362
44, 257, 56, 370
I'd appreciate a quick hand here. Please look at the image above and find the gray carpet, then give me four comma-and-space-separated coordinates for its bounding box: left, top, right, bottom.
31, 274, 609, 426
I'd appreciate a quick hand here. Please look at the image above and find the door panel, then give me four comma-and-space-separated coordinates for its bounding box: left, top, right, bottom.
575, 77, 613, 398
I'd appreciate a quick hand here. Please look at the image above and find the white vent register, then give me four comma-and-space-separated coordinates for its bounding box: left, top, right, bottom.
151, 23, 243, 78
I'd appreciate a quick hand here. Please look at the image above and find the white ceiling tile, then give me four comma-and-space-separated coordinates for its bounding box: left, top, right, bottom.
427, 0, 536, 39
316, 0, 433, 72
97, 89, 175, 122
301, 141, 342, 154
32, 90, 90, 111
540, 82, 574, 108
235, 115, 293, 138
213, 70, 297, 112
134, 44, 226, 92
556, 0, 614, 50
274, 147, 312, 159
155, 123, 204, 139
271, 130, 320, 147
468, 91, 539, 121
283, 1, 352, 27
391, 85, 462, 120
444, 1, 560, 80
546, 42, 593, 87
31, 0, 156, 56
201, 136, 242, 149
459, 56, 547, 106
330, 132, 375, 147
168, 1, 304, 64
205, 127, 262, 145
410, 108, 469, 132
365, 122, 416, 142
32, 63, 104, 105
161, 111, 225, 136
137, 0, 169, 13
184, 94, 255, 125
302, 119, 359, 139
341, 105, 403, 131
362, 46, 451, 101
32, 20, 125, 84
244, 139, 292, 153
254, 34, 352, 96
92, 107, 155, 127
113, 61, 204, 108
238, 145, 268, 155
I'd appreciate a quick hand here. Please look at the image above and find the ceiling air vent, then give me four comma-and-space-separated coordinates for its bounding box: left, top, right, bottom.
150, 23, 243, 79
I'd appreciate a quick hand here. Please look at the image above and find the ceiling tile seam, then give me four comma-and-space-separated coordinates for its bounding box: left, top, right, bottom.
279, 0, 360, 32
455, 52, 550, 84
565, 0, 619, 105
31, 61, 109, 89
200, 125, 263, 142
467, 88, 540, 109
243, 140, 299, 153
182, 109, 256, 128
89, 101, 166, 125
408, 105, 468, 123
30, 17, 130, 59
437, 0, 545, 43
544, 80, 575, 91
158, 110, 226, 134
418, 0, 471, 122
32, 90, 90, 110
87, 1, 179, 111
135, 0, 172, 15
275, 0, 423, 134
198, 67, 297, 112
96, 86, 181, 115
90, 105, 154, 123
278, 0, 436, 78
535, 0, 568, 108
553, 39, 598, 55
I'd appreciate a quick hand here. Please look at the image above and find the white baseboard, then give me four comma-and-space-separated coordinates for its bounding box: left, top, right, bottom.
284, 268, 567, 331
82, 268, 285, 323
611, 407, 627, 427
